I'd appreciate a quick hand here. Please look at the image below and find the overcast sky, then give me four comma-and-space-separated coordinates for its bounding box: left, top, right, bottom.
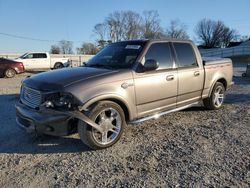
0, 0, 249, 53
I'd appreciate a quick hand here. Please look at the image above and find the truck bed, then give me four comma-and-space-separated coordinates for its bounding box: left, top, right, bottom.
203, 57, 232, 65
202, 57, 233, 98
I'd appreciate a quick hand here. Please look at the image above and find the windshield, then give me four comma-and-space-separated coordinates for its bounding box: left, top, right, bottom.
85, 42, 146, 69
18, 53, 28, 59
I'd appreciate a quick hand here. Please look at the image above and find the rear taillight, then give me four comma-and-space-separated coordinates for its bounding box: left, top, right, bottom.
16, 62, 23, 67
16, 62, 24, 69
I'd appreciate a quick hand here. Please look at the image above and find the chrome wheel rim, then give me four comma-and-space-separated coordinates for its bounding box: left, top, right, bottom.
213, 86, 224, 107
92, 108, 121, 145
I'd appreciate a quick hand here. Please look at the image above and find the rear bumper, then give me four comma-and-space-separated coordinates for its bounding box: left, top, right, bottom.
14, 67, 25, 74
16, 102, 73, 136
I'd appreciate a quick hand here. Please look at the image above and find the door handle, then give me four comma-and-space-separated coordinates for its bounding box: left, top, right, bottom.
194, 71, 200, 76
166, 75, 174, 81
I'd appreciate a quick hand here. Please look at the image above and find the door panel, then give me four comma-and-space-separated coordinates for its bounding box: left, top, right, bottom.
134, 42, 178, 117
32, 53, 49, 69
21, 53, 33, 70
29, 59, 38, 69
172, 42, 204, 107
134, 70, 177, 117
37, 58, 49, 69
177, 67, 204, 106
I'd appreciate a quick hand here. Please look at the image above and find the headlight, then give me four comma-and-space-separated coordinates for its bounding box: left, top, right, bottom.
43, 93, 75, 110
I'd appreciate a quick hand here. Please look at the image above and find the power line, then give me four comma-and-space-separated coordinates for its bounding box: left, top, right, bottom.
0, 32, 83, 43
0, 32, 60, 42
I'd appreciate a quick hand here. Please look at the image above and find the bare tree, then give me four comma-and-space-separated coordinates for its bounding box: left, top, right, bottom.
96, 40, 112, 50
141, 10, 165, 39
195, 19, 237, 48
195, 19, 222, 48
59, 40, 73, 54
165, 20, 189, 39
93, 10, 165, 41
50, 45, 61, 54
122, 11, 142, 40
93, 11, 143, 43
77, 42, 98, 55
93, 23, 114, 49
105, 11, 124, 42
93, 23, 107, 41
221, 28, 238, 48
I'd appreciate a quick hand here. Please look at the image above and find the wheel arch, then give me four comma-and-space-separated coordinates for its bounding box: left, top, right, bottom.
54, 62, 64, 68
81, 95, 132, 121
208, 77, 227, 97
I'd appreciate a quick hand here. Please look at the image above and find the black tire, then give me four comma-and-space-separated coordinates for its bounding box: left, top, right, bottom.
78, 101, 126, 150
5, 68, 16, 78
203, 82, 225, 110
242, 73, 246, 77
54, 62, 64, 69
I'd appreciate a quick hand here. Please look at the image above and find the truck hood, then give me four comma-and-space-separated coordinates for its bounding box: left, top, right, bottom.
23, 67, 119, 91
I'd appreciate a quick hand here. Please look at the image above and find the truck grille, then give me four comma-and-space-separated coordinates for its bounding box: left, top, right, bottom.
20, 86, 42, 108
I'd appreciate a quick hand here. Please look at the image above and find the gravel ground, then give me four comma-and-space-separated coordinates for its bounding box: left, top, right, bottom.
0, 68, 249, 188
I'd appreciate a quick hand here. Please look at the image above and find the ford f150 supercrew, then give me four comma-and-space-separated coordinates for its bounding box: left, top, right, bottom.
16, 39, 233, 149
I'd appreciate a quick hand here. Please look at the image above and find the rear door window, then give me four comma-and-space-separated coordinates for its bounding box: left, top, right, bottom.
145, 42, 173, 70
173, 43, 198, 68
33, 53, 47, 58
40, 53, 47, 58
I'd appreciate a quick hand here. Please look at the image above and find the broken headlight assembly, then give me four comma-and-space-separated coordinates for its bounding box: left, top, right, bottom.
42, 93, 78, 110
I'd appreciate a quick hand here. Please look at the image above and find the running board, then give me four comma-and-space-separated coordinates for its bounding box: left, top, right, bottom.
129, 102, 199, 124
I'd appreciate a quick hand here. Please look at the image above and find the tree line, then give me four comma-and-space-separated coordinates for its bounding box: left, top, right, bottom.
50, 10, 249, 55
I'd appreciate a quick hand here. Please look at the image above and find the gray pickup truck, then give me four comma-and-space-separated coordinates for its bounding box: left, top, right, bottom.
16, 39, 233, 149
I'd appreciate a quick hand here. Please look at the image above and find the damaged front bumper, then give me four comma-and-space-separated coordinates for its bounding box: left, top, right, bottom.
16, 102, 103, 136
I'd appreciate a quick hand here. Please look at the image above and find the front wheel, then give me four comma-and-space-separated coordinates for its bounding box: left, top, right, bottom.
78, 101, 126, 150
203, 82, 225, 110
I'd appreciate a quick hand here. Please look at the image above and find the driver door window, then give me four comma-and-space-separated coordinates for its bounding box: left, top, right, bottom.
25, 54, 34, 59
145, 43, 173, 70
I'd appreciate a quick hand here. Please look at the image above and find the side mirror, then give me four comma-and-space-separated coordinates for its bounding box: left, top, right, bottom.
144, 59, 159, 71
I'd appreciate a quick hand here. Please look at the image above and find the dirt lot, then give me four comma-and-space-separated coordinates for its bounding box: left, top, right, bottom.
0, 68, 249, 187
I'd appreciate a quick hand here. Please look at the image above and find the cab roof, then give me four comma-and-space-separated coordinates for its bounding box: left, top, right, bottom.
114, 38, 193, 44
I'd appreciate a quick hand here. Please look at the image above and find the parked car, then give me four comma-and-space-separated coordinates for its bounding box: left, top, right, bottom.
16, 39, 233, 149
15, 52, 70, 70
0, 58, 24, 78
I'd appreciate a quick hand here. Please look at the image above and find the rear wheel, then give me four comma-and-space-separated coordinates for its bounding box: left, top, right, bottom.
54, 62, 64, 69
203, 82, 225, 110
5, 68, 16, 78
78, 101, 126, 150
